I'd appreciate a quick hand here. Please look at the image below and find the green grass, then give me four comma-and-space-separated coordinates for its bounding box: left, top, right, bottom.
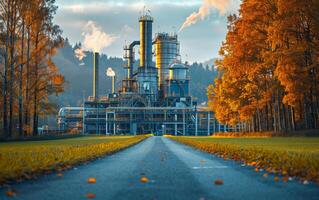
0, 135, 149, 184
168, 136, 319, 183
181, 137, 319, 155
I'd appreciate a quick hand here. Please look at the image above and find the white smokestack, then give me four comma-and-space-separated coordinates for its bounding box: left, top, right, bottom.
106, 67, 116, 93
179, 0, 231, 32
106, 67, 115, 77
82, 21, 117, 52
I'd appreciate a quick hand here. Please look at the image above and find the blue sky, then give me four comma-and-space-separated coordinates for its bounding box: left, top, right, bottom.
54, 0, 240, 63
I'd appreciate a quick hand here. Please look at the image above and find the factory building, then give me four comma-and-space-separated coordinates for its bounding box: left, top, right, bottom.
58, 13, 231, 135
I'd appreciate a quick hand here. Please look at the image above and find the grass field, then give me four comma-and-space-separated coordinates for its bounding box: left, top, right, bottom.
0, 135, 149, 184
177, 137, 319, 155
168, 136, 319, 183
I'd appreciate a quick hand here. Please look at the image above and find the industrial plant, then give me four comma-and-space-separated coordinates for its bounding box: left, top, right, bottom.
58, 12, 230, 135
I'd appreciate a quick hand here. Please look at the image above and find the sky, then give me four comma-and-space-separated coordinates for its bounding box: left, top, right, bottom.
54, 0, 241, 63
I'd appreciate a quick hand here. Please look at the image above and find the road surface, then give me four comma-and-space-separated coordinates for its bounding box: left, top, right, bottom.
1, 136, 319, 200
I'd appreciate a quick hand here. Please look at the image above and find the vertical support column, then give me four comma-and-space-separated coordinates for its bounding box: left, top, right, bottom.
207, 112, 210, 136
213, 118, 216, 134
174, 114, 177, 136
113, 112, 116, 135
164, 110, 167, 135
195, 112, 198, 136
82, 108, 85, 135
105, 111, 108, 135
183, 110, 185, 136
224, 124, 227, 132
219, 121, 221, 132
130, 112, 134, 135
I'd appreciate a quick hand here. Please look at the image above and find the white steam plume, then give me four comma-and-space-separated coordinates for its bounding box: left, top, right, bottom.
74, 48, 86, 61
106, 67, 115, 77
179, 0, 230, 32
82, 21, 117, 52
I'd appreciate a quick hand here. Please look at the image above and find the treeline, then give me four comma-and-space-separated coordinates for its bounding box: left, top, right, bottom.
0, 0, 64, 138
208, 0, 319, 132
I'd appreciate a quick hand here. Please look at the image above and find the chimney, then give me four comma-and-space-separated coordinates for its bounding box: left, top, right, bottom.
112, 76, 116, 94
93, 52, 99, 100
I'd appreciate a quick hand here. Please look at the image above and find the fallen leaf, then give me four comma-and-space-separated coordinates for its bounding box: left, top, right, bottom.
214, 179, 224, 185
250, 161, 257, 166
274, 176, 279, 182
86, 193, 96, 199
57, 173, 63, 177
282, 176, 288, 182
254, 168, 259, 172
263, 173, 268, 178
140, 176, 149, 183
87, 177, 96, 184
6, 190, 16, 197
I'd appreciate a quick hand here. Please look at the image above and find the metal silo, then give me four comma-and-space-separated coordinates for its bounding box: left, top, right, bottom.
154, 33, 180, 91
167, 63, 190, 97
139, 14, 153, 68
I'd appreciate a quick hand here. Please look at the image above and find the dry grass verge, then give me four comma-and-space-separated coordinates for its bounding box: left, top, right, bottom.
0, 135, 150, 184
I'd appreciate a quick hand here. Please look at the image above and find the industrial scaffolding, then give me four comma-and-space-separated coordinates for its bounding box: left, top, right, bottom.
82, 107, 231, 135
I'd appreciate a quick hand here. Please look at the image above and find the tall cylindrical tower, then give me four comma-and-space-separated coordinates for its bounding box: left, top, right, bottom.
139, 14, 153, 68
154, 33, 179, 87
93, 52, 99, 100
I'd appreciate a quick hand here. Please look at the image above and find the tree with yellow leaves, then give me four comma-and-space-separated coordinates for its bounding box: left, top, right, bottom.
208, 0, 319, 132
0, 0, 64, 138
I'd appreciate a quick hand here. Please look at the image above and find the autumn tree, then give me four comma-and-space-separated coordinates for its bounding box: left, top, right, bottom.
208, 0, 319, 133
0, 0, 64, 138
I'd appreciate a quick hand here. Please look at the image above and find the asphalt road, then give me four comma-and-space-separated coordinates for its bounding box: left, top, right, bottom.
1, 136, 319, 200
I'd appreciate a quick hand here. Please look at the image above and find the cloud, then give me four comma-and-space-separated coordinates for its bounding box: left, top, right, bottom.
121, 24, 134, 34
60, 1, 202, 14
179, 0, 236, 32
74, 48, 86, 61
82, 21, 118, 52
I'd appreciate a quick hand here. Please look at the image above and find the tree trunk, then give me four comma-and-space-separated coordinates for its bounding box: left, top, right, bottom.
24, 27, 30, 135
2, 1, 10, 138
8, 4, 16, 137
18, 20, 25, 137
32, 33, 39, 136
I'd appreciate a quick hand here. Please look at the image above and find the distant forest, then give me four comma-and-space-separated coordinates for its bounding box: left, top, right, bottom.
51, 39, 217, 107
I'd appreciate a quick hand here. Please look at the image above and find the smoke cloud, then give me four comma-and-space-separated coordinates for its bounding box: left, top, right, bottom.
106, 67, 115, 77
74, 48, 86, 61
179, 0, 230, 32
82, 21, 117, 52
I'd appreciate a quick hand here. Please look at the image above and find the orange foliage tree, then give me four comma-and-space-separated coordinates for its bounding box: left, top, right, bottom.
0, 0, 64, 138
208, 0, 319, 132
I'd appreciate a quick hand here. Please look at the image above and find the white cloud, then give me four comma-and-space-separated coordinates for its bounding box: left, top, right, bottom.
74, 48, 86, 61
60, 0, 203, 14
82, 21, 118, 52
179, 0, 240, 32
121, 24, 134, 34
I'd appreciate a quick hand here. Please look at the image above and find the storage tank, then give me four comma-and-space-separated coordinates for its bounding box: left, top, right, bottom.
167, 63, 190, 97
155, 33, 179, 87
169, 63, 188, 80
